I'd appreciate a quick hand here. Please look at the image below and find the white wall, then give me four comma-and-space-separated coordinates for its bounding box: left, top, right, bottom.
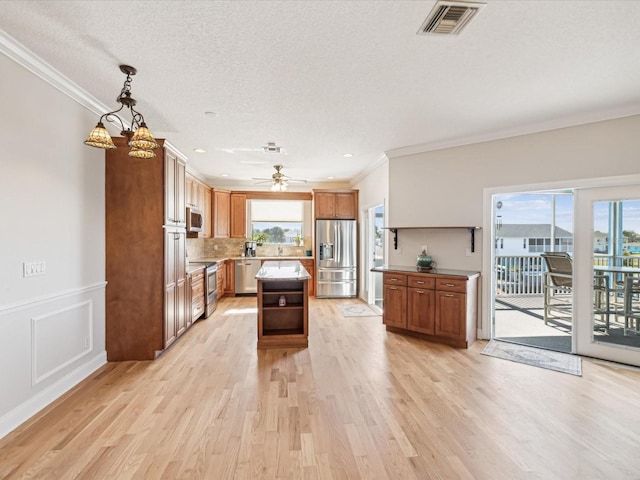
387, 114, 640, 336
353, 159, 389, 301
0, 54, 107, 438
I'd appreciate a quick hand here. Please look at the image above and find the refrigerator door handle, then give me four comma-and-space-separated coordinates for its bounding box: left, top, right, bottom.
335, 223, 341, 264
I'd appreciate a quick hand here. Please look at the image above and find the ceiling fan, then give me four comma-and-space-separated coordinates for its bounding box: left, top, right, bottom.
252, 164, 307, 191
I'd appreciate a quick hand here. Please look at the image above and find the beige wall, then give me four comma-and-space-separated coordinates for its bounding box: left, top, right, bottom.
388, 115, 640, 271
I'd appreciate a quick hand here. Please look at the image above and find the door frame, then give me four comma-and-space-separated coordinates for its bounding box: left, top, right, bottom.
365, 202, 385, 309
482, 174, 640, 343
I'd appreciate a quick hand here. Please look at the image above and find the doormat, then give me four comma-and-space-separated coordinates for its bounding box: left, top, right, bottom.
337, 303, 381, 317
481, 340, 582, 376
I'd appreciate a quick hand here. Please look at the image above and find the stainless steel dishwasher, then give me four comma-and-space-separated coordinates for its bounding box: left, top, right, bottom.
235, 259, 262, 294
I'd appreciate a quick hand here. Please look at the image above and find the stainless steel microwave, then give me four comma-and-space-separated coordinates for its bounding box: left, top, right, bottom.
186, 207, 203, 233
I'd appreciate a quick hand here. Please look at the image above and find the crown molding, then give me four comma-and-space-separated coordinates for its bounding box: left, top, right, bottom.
350, 154, 388, 186
0, 29, 189, 162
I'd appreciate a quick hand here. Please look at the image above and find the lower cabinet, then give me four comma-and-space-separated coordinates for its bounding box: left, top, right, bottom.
299, 259, 315, 296
217, 260, 225, 299
191, 267, 205, 322
165, 227, 187, 348
382, 271, 477, 348
224, 260, 235, 296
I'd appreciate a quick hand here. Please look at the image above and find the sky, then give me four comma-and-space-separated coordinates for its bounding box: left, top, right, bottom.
494, 193, 640, 234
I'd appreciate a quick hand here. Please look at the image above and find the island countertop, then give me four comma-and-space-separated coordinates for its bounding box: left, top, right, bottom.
256, 260, 312, 281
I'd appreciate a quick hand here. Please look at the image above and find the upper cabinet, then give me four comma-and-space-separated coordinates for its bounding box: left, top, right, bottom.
213, 189, 231, 238
165, 145, 186, 226
186, 173, 212, 238
313, 189, 358, 220
230, 192, 247, 238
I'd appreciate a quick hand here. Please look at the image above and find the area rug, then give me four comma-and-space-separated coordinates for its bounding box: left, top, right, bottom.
481, 340, 582, 376
337, 303, 381, 317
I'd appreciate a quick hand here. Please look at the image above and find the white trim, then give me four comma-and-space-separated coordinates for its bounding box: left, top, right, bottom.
350, 154, 388, 186
0, 282, 107, 315
0, 351, 107, 441
481, 173, 640, 341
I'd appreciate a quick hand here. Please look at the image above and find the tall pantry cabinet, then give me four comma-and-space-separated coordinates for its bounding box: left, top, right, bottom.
105, 137, 187, 361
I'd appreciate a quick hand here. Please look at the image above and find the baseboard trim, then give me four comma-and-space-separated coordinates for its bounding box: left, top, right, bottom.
0, 351, 107, 440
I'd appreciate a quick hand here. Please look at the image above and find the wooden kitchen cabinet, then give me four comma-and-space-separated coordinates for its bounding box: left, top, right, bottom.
224, 260, 235, 295
191, 267, 205, 322
230, 192, 247, 238
165, 147, 186, 226
213, 189, 231, 238
382, 273, 407, 328
166, 226, 187, 345
186, 174, 212, 239
299, 259, 315, 296
313, 189, 358, 220
217, 261, 225, 299
106, 137, 188, 361
380, 269, 477, 348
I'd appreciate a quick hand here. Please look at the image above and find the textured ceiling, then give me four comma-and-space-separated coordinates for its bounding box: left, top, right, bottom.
2, 1, 640, 187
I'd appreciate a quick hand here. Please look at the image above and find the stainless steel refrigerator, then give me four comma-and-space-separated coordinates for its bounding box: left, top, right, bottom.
316, 219, 357, 298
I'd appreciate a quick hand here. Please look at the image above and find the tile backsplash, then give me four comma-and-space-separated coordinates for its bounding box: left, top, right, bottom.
187, 237, 312, 259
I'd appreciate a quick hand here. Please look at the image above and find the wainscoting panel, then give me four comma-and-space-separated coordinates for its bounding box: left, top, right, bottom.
0, 283, 106, 440
31, 300, 93, 385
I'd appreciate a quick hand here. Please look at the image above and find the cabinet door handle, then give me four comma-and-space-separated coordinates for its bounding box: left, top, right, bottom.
416, 281, 425, 284
445, 283, 455, 287
444, 293, 455, 297
416, 290, 425, 294
390, 287, 398, 290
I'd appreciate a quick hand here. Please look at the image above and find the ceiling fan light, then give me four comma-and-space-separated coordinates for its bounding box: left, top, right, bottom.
84, 122, 117, 149
128, 146, 156, 159
129, 123, 160, 150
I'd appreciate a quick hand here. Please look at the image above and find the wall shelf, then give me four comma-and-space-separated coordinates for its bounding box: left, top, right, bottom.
384, 226, 482, 252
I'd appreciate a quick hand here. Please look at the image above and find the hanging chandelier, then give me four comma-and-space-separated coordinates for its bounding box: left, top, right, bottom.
83, 65, 160, 158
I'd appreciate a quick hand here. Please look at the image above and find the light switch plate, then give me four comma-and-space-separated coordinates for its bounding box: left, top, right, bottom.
23, 261, 46, 277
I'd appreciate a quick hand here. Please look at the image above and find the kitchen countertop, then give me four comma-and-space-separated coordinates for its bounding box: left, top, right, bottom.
371, 265, 479, 278
255, 260, 312, 281
190, 256, 314, 265
186, 264, 206, 275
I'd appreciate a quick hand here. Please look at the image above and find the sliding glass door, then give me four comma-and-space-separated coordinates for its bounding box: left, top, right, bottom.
574, 185, 640, 366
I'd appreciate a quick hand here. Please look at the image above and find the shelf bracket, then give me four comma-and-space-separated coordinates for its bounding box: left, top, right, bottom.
468, 227, 476, 253
390, 228, 398, 250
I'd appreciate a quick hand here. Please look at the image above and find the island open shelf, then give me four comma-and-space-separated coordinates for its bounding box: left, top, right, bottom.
256, 261, 310, 348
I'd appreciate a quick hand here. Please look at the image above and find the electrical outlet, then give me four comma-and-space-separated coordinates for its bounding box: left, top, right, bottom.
213, 245, 218, 251
84, 336, 90, 349
422, 245, 428, 253
465, 248, 472, 257
23, 261, 46, 277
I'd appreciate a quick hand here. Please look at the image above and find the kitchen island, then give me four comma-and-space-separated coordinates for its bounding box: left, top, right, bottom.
256, 260, 311, 348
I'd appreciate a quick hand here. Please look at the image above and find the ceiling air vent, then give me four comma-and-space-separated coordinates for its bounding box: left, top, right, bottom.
417, 1, 485, 36
263, 142, 281, 154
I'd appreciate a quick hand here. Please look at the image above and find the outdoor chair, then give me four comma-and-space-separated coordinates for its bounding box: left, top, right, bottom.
541, 252, 613, 330
541, 252, 573, 325
623, 276, 640, 335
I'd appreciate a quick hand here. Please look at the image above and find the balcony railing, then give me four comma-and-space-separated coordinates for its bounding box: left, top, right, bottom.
496, 253, 640, 297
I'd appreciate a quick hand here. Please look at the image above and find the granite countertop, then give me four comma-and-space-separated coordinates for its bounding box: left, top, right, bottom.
371, 265, 480, 278
186, 264, 206, 275
255, 260, 312, 281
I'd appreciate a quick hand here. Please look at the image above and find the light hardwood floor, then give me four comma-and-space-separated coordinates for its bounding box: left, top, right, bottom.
1, 296, 640, 479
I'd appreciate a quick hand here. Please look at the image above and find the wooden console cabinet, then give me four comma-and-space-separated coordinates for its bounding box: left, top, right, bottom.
379, 267, 478, 348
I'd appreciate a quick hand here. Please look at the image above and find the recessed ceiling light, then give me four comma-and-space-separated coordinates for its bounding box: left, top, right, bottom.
221, 173, 229, 177
204, 111, 217, 117
327, 176, 335, 179
194, 148, 206, 153
343, 153, 353, 158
